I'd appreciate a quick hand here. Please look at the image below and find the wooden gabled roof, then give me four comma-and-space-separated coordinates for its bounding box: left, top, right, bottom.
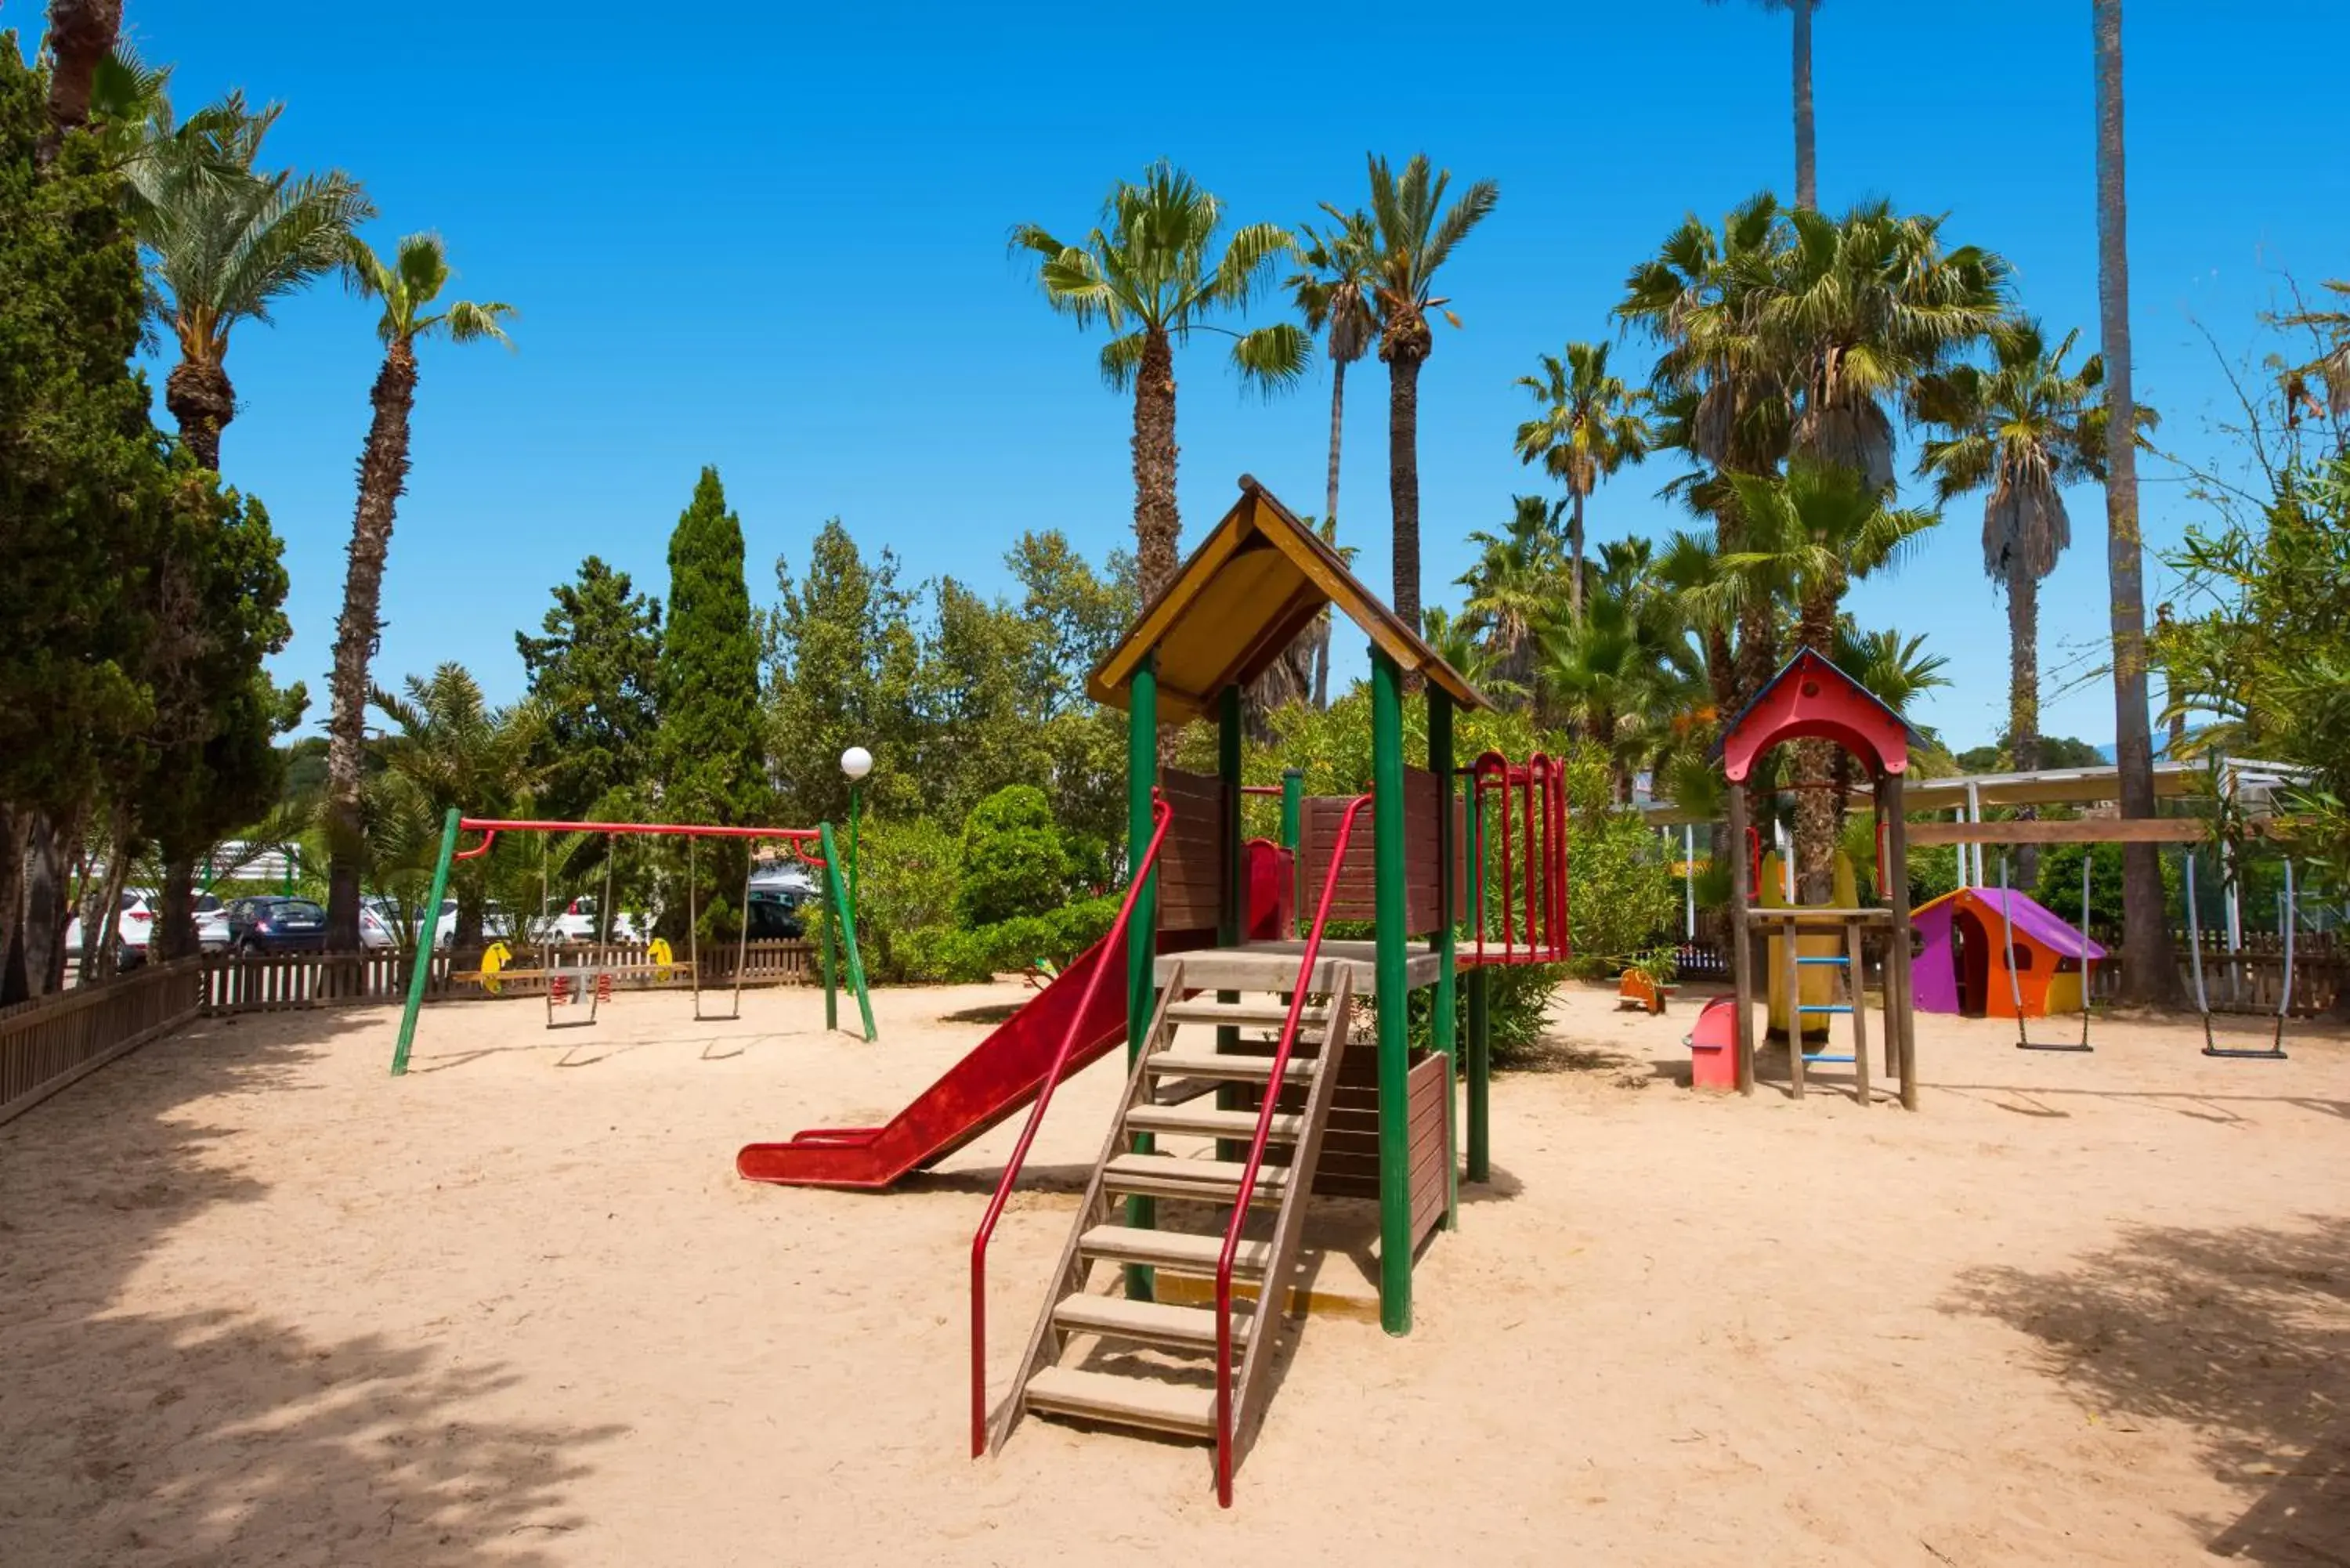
1087, 475, 1488, 726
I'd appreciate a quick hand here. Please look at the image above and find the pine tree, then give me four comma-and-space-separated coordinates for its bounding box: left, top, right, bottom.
517, 555, 663, 819
656, 468, 768, 940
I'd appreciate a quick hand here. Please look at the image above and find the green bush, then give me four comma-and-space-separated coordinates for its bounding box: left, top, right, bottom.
1561, 805, 1678, 977
958, 785, 1073, 927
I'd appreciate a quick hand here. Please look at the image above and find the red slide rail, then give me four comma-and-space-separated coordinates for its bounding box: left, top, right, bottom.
1214, 791, 1372, 1507
1467, 753, 1569, 964
970, 794, 1175, 1457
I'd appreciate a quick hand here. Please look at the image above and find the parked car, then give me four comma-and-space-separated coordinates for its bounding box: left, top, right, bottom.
746, 887, 807, 941
356, 898, 399, 951
63, 890, 157, 966
432, 901, 516, 949
223, 895, 328, 955
525, 896, 645, 946
194, 893, 231, 954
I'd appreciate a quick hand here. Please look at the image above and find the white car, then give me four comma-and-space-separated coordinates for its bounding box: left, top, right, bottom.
525, 896, 642, 945
63, 890, 157, 963
432, 901, 516, 948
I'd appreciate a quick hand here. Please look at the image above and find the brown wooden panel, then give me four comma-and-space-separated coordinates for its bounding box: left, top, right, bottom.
1156, 768, 1229, 933
1909, 817, 2211, 846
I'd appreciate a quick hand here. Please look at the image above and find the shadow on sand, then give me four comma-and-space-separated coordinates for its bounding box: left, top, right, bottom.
1944, 1215, 2349, 1565
0, 1010, 623, 1566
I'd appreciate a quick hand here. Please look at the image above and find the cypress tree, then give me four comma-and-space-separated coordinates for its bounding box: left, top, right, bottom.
657, 468, 768, 941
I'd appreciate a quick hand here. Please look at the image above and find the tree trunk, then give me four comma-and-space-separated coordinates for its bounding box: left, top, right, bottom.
38, 0, 123, 155
1791, 595, 1838, 903
164, 357, 235, 472
1312, 356, 1345, 709
2094, 0, 2175, 1004
1791, 0, 1817, 210
326, 339, 421, 951
1568, 487, 1588, 623
2007, 562, 2043, 887
84, 805, 136, 985
1386, 346, 1426, 637
24, 814, 76, 994
1130, 327, 1180, 605
154, 850, 198, 961
0, 807, 28, 1005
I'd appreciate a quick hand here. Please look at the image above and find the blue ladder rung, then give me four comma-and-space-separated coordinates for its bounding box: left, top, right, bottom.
1802, 1053, 1856, 1064
1796, 1004, 1853, 1013
1795, 956, 1849, 966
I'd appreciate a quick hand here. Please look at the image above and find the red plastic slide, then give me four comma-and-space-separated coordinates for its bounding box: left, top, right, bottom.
736, 841, 1294, 1190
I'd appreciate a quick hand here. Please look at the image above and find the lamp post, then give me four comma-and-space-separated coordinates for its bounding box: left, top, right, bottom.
841, 746, 873, 910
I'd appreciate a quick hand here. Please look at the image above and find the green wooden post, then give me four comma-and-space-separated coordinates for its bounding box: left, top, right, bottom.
1369, 649, 1412, 1335
1429, 689, 1459, 1230
1279, 768, 1303, 936
391, 807, 461, 1076
1123, 654, 1160, 1299
819, 822, 876, 1040
1216, 686, 1245, 1161
1467, 789, 1491, 1182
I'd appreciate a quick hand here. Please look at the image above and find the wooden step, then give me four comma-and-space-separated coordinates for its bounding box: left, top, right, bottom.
1146, 1050, 1316, 1084
1078, 1224, 1271, 1277
1053, 1293, 1251, 1351
1124, 1103, 1303, 1141
1022, 1366, 1214, 1439
1166, 999, 1327, 1028
1101, 1154, 1289, 1205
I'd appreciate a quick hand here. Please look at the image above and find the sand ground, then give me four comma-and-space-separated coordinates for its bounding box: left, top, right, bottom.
2, 977, 2345, 1567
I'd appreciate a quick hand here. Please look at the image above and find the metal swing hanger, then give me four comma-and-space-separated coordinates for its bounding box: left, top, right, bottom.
2188, 850, 2292, 1060
2009, 851, 2093, 1053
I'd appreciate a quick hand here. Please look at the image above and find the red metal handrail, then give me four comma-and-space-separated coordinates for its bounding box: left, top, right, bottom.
1213, 791, 1373, 1507
1466, 753, 1570, 963
969, 794, 1175, 1458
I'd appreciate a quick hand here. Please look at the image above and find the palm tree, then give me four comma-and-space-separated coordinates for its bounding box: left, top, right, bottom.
1914, 321, 2115, 777
1458, 495, 1564, 701
324, 234, 514, 950
1713, 464, 1939, 899
39, 0, 123, 148
1361, 153, 1500, 634
1835, 626, 1950, 717
1513, 342, 1651, 620
1537, 539, 1705, 801
124, 91, 372, 468
1705, 0, 1820, 208
1288, 211, 1379, 707
1758, 201, 2010, 492
2094, 0, 2171, 1002
371, 664, 547, 950
1012, 162, 1306, 603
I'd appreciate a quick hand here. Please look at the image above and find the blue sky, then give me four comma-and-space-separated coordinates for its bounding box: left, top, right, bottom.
53, 0, 2350, 752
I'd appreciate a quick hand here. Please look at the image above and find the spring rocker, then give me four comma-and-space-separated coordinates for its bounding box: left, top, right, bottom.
1717, 649, 1920, 1109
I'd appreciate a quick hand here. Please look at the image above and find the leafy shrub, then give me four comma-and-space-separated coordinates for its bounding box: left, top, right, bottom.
958, 785, 1073, 927
1561, 805, 1677, 978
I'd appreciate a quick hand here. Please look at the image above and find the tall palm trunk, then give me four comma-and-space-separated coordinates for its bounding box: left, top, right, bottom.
1313, 359, 1349, 708
1791, 0, 1817, 209
1131, 327, 1180, 604
2093, 0, 2173, 1003
2007, 560, 2044, 886
38, 0, 122, 152
325, 338, 421, 950
1791, 594, 1838, 903
1386, 344, 1426, 634
1568, 488, 1588, 622
165, 358, 235, 471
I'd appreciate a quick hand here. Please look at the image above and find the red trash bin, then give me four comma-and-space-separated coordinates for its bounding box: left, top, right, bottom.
1687, 995, 1739, 1092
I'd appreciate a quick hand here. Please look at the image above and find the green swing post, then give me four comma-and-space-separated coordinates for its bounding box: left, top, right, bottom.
1123, 653, 1160, 1300
1369, 649, 1412, 1335
1215, 686, 1246, 1161
819, 822, 876, 1041
820, 898, 840, 1033
1279, 767, 1303, 932
391, 807, 460, 1076
1428, 689, 1459, 1230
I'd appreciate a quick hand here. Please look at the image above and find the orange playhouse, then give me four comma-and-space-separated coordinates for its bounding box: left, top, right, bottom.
1908, 887, 2103, 1020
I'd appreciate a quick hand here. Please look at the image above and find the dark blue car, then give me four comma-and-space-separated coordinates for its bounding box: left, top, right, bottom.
225, 895, 328, 954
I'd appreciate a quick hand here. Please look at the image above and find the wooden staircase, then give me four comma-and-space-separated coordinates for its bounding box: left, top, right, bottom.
985, 958, 1357, 1471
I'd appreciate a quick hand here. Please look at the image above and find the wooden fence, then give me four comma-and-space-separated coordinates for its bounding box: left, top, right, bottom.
1, 959, 204, 1126
2088, 930, 2344, 1017
197, 939, 817, 1016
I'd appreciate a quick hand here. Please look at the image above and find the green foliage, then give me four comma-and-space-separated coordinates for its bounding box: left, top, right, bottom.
2030, 840, 2179, 941
1954, 735, 2106, 772
766, 518, 922, 826
957, 786, 1073, 927
368, 663, 548, 945
516, 555, 663, 818
0, 42, 154, 820
658, 468, 768, 939
838, 813, 962, 983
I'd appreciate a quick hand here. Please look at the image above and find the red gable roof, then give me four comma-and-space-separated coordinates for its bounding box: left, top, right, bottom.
1716, 649, 1920, 784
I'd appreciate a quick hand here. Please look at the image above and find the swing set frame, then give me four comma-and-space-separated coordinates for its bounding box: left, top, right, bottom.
389, 809, 875, 1075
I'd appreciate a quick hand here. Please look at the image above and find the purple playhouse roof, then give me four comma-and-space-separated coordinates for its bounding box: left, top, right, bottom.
1913, 887, 2106, 959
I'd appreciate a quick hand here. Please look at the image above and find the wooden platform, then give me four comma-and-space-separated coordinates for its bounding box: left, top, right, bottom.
1153, 939, 1441, 992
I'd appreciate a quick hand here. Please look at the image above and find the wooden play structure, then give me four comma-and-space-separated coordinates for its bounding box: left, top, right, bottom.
1721, 650, 1920, 1109
937, 478, 1566, 1505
